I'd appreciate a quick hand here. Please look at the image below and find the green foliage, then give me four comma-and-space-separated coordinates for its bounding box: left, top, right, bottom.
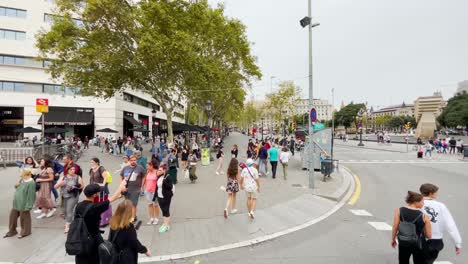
334, 103, 366, 128
264, 81, 301, 123
387, 116, 404, 128
437, 93, 468, 129
36, 0, 261, 142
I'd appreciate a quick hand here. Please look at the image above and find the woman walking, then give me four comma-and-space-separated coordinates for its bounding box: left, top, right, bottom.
391, 191, 432, 264
153, 164, 174, 233
54, 166, 83, 233
216, 146, 224, 175
181, 145, 189, 169
35, 159, 55, 219
187, 150, 198, 183
109, 200, 151, 264
224, 158, 240, 218
89, 158, 112, 226
142, 159, 160, 225
4, 170, 36, 239
231, 145, 239, 159
279, 147, 290, 180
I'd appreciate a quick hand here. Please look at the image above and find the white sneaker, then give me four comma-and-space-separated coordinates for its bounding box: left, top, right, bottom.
33, 209, 42, 214
147, 218, 154, 225
46, 209, 56, 218
231, 209, 238, 214
216, 171, 220, 175
249, 211, 255, 219
152, 218, 159, 225
36, 213, 46, 219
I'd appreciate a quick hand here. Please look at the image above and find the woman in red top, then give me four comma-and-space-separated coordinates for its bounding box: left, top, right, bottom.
142, 159, 159, 225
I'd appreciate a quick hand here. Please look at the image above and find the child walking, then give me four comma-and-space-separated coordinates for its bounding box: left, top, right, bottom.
224, 158, 240, 218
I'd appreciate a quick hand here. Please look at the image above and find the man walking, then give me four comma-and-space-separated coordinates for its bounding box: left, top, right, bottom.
258, 142, 268, 177
289, 137, 296, 156
279, 147, 290, 180
240, 159, 260, 219
120, 155, 145, 221
420, 183, 462, 264
449, 137, 457, 154
268, 144, 279, 179
117, 137, 123, 154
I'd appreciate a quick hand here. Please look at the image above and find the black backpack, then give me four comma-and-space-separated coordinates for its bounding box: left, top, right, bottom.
397, 209, 424, 249
65, 203, 94, 256
98, 230, 121, 264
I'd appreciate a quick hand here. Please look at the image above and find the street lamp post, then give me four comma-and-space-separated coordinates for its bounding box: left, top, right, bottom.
261, 117, 265, 141
205, 100, 214, 161
300, 0, 320, 189
357, 109, 365, 146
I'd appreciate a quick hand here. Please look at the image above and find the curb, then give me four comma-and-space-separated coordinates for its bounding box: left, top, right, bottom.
314, 168, 352, 201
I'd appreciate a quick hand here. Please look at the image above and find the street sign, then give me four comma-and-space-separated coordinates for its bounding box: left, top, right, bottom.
310, 108, 317, 122
36, 98, 49, 113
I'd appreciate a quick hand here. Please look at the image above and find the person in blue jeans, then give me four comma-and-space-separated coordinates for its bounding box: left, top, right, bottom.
43, 154, 64, 202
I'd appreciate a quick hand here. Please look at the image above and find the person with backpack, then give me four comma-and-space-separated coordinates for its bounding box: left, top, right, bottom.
54, 166, 83, 233
391, 191, 432, 264
166, 148, 179, 184
89, 158, 112, 227
69, 182, 127, 264
107, 200, 151, 264
420, 183, 462, 263
240, 158, 260, 219
258, 142, 268, 177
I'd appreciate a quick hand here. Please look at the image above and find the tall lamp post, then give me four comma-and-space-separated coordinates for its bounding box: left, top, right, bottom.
357, 109, 365, 146
261, 117, 265, 141
300, 0, 320, 189
205, 100, 214, 161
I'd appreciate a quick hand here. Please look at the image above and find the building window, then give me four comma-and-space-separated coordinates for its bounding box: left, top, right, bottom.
123, 93, 133, 102
45, 13, 84, 27
0, 7, 27, 18
0, 81, 25, 92
0, 54, 47, 68
0, 29, 26, 40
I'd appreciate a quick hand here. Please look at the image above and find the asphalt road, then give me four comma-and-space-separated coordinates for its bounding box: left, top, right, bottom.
153, 144, 468, 264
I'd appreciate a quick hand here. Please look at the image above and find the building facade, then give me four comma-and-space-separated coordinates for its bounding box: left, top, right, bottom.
413, 92, 446, 123
295, 99, 333, 122
455, 80, 468, 95
370, 102, 415, 119
0, 0, 185, 142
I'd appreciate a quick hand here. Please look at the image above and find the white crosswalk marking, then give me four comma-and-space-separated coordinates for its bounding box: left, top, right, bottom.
350, 209, 373, 216
368, 222, 392, 231
434, 261, 453, 264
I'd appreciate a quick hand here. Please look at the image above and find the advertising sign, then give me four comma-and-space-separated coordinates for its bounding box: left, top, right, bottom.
36, 98, 49, 113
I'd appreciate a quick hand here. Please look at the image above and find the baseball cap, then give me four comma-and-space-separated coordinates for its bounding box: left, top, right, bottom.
246, 158, 254, 165
83, 184, 102, 197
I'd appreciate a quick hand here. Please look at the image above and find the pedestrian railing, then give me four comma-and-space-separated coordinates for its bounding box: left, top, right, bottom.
0, 147, 34, 165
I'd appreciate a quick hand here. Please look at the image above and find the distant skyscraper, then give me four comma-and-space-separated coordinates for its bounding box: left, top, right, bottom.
455, 80, 468, 95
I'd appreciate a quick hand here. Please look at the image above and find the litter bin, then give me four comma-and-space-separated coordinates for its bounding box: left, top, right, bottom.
463, 145, 468, 159
321, 159, 333, 181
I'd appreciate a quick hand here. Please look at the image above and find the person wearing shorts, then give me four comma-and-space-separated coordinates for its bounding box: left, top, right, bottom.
142, 159, 160, 225
120, 155, 145, 221
240, 158, 260, 219
154, 164, 173, 233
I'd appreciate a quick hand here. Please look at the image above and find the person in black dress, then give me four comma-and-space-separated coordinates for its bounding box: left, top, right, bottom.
109, 200, 150, 264
391, 191, 432, 264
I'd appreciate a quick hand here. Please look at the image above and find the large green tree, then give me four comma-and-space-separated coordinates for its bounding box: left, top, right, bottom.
264, 81, 301, 124
36, 0, 260, 142
334, 103, 365, 129
437, 93, 468, 129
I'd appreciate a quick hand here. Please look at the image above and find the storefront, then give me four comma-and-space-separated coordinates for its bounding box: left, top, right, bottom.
38, 106, 94, 140
0, 106, 24, 142
138, 114, 149, 137
123, 111, 140, 137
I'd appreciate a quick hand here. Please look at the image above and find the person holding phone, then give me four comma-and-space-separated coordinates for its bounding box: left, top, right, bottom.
54, 166, 83, 233
120, 155, 145, 222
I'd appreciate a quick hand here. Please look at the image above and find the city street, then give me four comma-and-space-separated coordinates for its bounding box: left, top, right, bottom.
155, 144, 468, 264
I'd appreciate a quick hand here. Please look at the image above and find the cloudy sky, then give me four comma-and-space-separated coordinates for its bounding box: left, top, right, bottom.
208, 0, 468, 109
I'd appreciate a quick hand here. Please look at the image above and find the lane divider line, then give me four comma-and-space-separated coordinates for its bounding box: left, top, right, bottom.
346, 167, 361, 206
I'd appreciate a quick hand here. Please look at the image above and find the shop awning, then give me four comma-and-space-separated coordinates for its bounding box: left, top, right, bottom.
124, 115, 140, 126
38, 107, 94, 126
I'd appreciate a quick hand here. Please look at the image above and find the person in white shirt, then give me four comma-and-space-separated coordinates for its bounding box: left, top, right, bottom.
279, 147, 290, 180
239, 159, 260, 219
420, 183, 462, 264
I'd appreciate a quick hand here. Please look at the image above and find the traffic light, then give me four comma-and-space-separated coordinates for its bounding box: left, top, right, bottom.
291, 122, 296, 131
405, 122, 412, 130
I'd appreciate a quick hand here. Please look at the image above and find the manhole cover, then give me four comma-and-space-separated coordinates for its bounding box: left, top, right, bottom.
291, 184, 303, 188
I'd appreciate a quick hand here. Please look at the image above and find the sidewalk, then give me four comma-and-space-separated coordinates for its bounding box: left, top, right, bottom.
0, 133, 352, 263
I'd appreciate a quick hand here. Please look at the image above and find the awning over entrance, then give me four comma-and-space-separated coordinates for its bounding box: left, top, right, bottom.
37, 107, 94, 126
124, 115, 140, 126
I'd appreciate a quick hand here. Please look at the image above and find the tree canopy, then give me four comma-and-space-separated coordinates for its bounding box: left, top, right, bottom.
334, 103, 365, 128
36, 0, 261, 141
263, 81, 301, 125
437, 93, 468, 129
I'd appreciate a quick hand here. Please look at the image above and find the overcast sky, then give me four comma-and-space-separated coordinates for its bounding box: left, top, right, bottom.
208, 0, 468, 109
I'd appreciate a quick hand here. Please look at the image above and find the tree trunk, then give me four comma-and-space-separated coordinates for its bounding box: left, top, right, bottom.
166, 111, 174, 143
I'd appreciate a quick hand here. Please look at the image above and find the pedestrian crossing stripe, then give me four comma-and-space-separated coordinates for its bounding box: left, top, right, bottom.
350, 209, 373, 216
434, 262, 453, 264
367, 222, 392, 231
341, 160, 464, 164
